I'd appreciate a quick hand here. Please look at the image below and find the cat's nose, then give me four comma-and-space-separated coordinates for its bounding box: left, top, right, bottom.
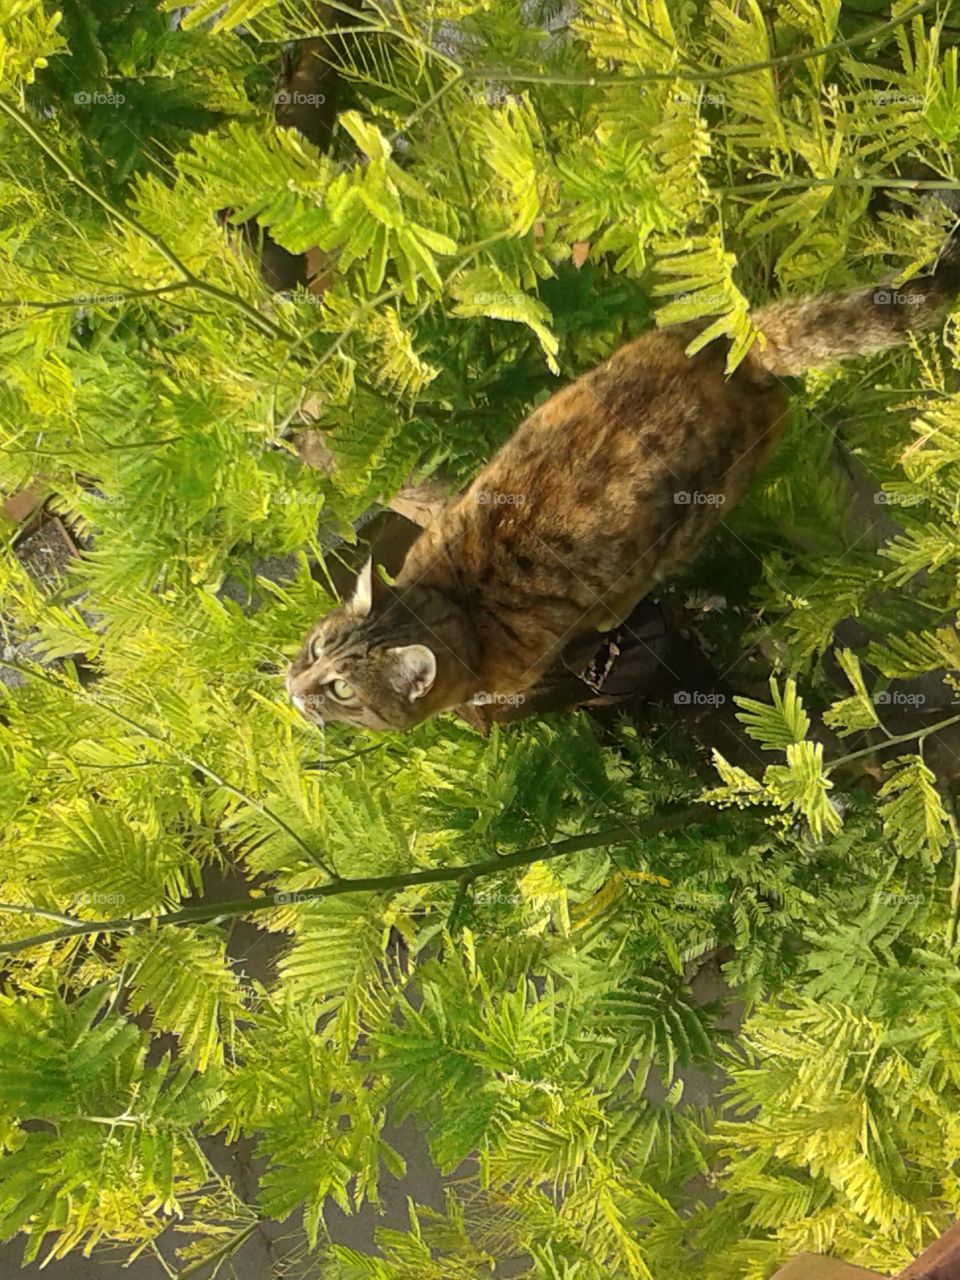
285, 666, 304, 710
286, 676, 321, 724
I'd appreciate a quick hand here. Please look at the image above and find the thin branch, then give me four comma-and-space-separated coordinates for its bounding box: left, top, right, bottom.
0, 282, 192, 311
721, 177, 960, 197
175, 1222, 263, 1280
388, 68, 466, 143
68, 759, 183, 770
276, 0, 937, 85
828, 714, 960, 772
302, 741, 388, 769
264, 14, 463, 76
0, 805, 715, 955
459, 0, 938, 86
308, 230, 508, 374
446, 873, 474, 932
0, 902, 82, 929
147, 1238, 179, 1280
0, 97, 294, 344
948, 807, 960, 952
0, 658, 339, 881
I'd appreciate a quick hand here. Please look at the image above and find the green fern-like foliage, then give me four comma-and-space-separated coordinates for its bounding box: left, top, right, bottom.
2, 1, 960, 1277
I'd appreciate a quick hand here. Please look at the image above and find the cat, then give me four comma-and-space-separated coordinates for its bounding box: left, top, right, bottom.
287, 213, 960, 732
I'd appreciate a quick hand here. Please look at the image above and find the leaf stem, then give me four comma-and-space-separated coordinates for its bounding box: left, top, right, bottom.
0, 903, 81, 929
461, 0, 937, 87
446, 873, 475, 931
948, 808, 960, 951
0, 805, 715, 955
175, 1221, 263, 1280
827, 714, 960, 772
0, 658, 339, 881
0, 98, 294, 343
721, 177, 960, 196
0, 282, 192, 311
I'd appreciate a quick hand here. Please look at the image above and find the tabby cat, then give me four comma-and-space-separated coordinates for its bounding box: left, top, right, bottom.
288, 218, 960, 732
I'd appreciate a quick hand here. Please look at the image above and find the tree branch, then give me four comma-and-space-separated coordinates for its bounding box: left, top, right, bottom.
176, 1221, 263, 1280
828, 714, 960, 772
0, 658, 339, 882
721, 177, 960, 197
0, 98, 294, 344
282, 0, 937, 87
947, 806, 960, 952
0, 902, 83, 929
0, 282, 192, 311
460, 0, 937, 87
0, 805, 715, 955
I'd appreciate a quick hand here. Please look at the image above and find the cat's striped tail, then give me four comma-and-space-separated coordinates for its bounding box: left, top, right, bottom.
749, 192, 960, 377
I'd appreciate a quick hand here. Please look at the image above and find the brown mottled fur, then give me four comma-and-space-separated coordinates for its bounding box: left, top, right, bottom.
288, 239, 960, 732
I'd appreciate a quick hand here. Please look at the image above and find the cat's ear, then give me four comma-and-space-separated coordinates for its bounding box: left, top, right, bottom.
349, 558, 381, 617
387, 644, 437, 701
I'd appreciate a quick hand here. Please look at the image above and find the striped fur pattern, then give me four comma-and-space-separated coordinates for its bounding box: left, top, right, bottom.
287, 223, 960, 731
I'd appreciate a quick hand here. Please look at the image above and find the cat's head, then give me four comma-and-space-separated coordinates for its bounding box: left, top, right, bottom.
286, 560, 479, 731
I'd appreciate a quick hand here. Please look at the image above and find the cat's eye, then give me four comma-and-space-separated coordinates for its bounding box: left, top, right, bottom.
329, 678, 354, 702
311, 638, 324, 661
